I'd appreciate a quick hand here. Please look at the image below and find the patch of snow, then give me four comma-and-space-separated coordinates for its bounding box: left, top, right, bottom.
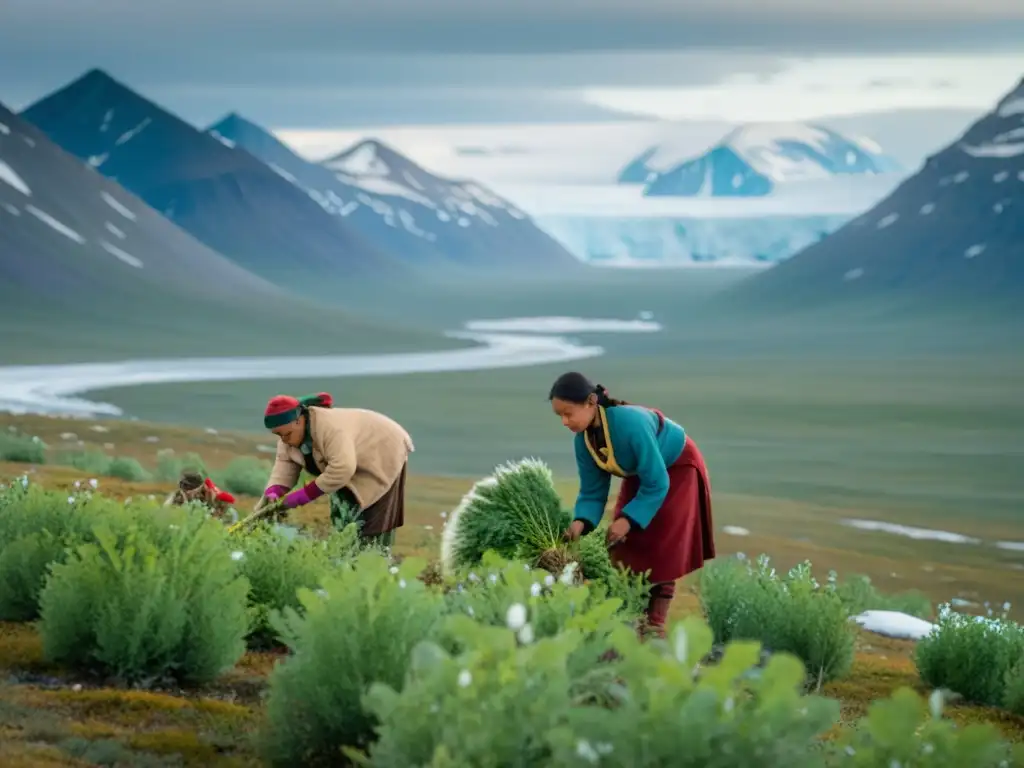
87, 153, 109, 168
1, 202, 20, 216
853, 610, 934, 641
104, 222, 126, 239
328, 143, 389, 176
993, 171, 1010, 182
877, 213, 899, 229
994, 200, 1010, 214
964, 243, 986, 259
209, 130, 235, 148
0, 160, 31, 195
919, 202, 935, 215
335, 172, 434, 206
963, 142, 1024, 159
25, 205, 85, 243
0, 122, 9, 134
464, 317, 662, 333
114, 117, 152, 146
22, 137, 34, 147
997, 96, 1024, 117
1019, 171, 1024, 182
953, 171, 969, 183
844, 268, 864, 281
268, 163, 297, 183
722, 525, 749, 536
100, 109, 114, 132
841, 518, 980, 544
995, 541, 1024, 552
101, 191, 136, 220
100, 240, 143, 268
457, 217, 470, 227
402, 170, 426, 191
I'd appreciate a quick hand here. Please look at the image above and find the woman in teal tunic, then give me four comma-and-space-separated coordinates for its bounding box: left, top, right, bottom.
550, 371, 716, 637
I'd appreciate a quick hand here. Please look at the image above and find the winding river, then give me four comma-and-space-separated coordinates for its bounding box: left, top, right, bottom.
0, 318, 661, 417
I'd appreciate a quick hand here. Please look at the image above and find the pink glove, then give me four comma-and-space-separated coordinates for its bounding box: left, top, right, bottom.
264, 485, 289, 501
283, 481, 325, 509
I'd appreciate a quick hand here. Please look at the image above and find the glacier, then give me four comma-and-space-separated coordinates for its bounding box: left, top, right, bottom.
533, 213, 851, 266
495, 176, 905, 267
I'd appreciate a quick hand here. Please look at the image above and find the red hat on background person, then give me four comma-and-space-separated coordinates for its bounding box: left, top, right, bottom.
263, 392, 334, 429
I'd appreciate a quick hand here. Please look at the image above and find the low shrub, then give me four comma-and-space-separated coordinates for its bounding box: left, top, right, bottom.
54, 448, 112, 475
699, 554, 856, 687
154, 450, 208, 483
38, 505, 250, 686
830, 687, 1024, 767
914, 602, 1024, 712
834, 573, 932, 619
105, 456, 151, 482
260, 552, 446, 767
216, 456, 272, 498
0, 482, 131, 621
357, 610, 837, 767
0, 431, 47, 463
440, 553, 635, 682
233, 522, 363, 648
357, 608, 1024, 768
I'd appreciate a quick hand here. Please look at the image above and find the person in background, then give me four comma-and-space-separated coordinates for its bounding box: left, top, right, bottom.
164, 470, 238, 523
550, 371, 715, 638
258, 392, 414, 548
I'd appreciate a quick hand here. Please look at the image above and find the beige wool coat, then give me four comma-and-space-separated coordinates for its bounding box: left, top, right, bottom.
266, 406, 414, 508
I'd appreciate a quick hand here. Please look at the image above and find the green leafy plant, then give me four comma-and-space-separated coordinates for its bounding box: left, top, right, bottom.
914, 602, 1024, 711
0, 483, 131, 621
38, 505, 250, 686
260, 552, 446, 767
154, 449, 208, 483
830, 687, 1024, 767
233, 522, 363, 648
699, 554, 856, 687
105, 456, 151, 482
440, 552, 633, 683
0, 431, 47, 463
54, 448, 112, 475
216, 456, 272, 497
356, 611, 841, 768
834, 573, 932, 619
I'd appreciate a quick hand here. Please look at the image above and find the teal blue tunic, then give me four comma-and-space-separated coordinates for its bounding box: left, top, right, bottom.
573, 405, 686, 530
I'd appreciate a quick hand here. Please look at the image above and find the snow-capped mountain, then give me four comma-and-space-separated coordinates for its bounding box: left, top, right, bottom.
207, 116, 579, 272
19, 69, 406, 295
320, 140, 581, 270
735, 77, 1024, 307
620, 122, 903, 197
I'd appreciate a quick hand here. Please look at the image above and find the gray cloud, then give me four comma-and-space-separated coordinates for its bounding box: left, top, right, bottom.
2, 0, 1022, 126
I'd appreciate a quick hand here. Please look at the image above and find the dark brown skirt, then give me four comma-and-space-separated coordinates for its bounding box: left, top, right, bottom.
331, 463, 407, 536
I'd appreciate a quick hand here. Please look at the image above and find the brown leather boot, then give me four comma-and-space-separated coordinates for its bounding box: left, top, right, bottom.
644, 596, 673, 640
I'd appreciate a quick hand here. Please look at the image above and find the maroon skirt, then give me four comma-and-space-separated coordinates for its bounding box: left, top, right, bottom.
610, 436, 716, 584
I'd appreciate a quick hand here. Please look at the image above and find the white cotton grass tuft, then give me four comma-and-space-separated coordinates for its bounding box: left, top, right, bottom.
506, 602, 528, 631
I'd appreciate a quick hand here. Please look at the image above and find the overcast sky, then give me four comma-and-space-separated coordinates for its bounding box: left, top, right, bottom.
2, 0, 1023, 127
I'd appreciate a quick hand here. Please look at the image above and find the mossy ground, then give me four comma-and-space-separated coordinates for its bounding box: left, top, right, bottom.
1, 413, 1022, 764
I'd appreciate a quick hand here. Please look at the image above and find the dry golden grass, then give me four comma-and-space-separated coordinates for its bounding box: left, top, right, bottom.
1, 412, 1022, 764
